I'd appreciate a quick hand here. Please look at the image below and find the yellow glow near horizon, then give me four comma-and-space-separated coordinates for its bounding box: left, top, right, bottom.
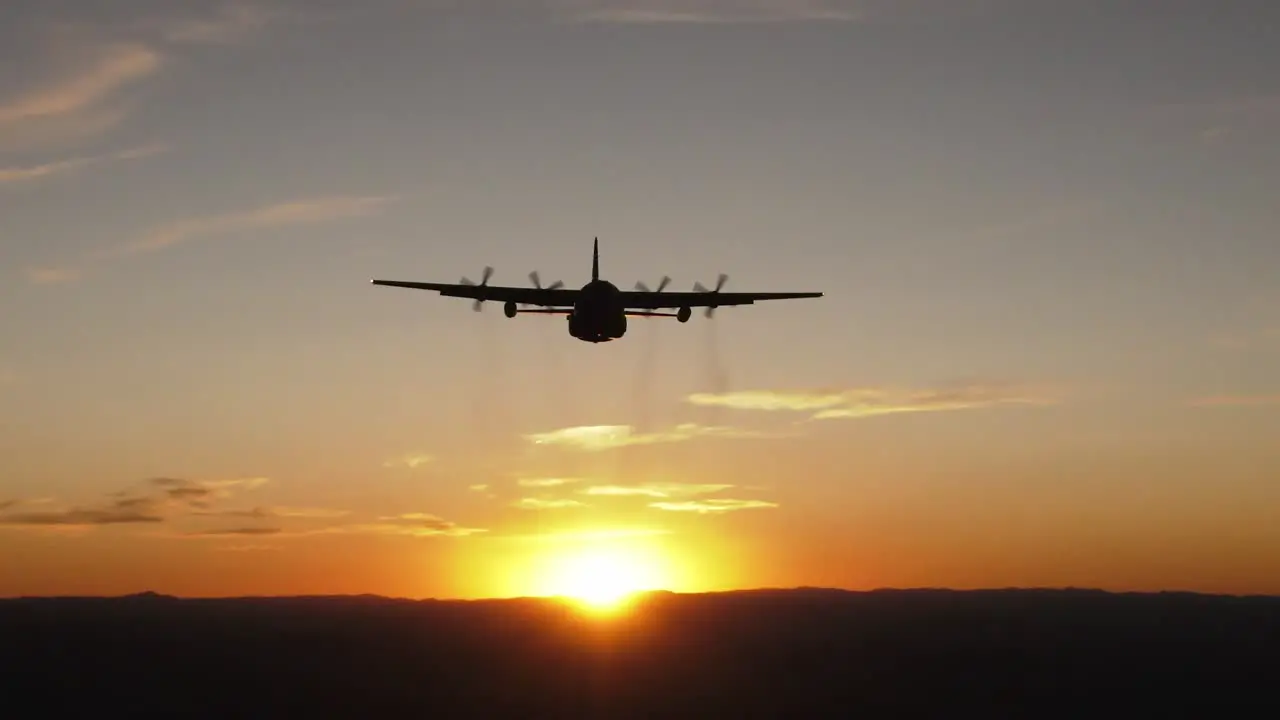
534, 542, 670, 612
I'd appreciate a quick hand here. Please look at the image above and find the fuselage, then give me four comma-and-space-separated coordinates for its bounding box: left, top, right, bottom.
568, 279, 626, 342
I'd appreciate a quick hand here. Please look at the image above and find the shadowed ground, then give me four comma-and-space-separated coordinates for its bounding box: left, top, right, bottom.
1, 588, 1276, 717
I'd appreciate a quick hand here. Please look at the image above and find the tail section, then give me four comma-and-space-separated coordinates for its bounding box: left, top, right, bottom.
592, 237, 600, 281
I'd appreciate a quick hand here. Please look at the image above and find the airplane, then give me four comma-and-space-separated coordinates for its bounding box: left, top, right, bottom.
370, 238, 823, 343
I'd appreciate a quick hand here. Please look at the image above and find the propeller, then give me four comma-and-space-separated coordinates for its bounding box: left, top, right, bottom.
459, 265, 494, 311
634, 276, 671, 293
525, 271, 565, 309
528, 271, 564, 291
692, 273, 729, 317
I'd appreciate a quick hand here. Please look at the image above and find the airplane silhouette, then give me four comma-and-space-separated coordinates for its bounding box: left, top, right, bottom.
370, 238, 823, 343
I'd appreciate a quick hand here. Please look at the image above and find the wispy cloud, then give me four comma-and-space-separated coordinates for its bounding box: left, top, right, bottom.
31, 194, 398, 284
0, 41, 161, 151
525, 422, 767, 451
146, 3, 284, 45
0, 476, 268, 529
512, 498, 587, 510
193, 506, 351, 519
516, 477, 582, 488
650, 498, 778, 513
581, 482, 732, 498
119, 195, 398, 256
495, 527, 674, 543
687, 383, 1059, 420
24, 267, 82, 285
560, 0, 859, 24
188, 512, 487, 539
1190, 394, 1280, 408
0, 5, 287, 152
383, 453, 434, 470
0, 143, 168, 186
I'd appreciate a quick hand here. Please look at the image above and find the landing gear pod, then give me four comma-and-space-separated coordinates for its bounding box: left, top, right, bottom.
677, 306, 691, 323
504, 301, 517, 318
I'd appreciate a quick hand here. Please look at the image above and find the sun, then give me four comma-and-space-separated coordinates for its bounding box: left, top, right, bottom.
538, 543, 668, 612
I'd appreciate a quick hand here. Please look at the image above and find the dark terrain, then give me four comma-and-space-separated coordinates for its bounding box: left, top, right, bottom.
1, 587, 1276, 717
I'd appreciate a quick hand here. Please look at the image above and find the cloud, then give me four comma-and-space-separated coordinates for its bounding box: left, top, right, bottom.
687, 383, 1058, 420
0, 476, 268, 529
383, 453, 434, 470
516, 477, 581, 488
366, 513, 487, 536
0, 143, 168, 186
212, 543, 281, 552
24, 267, 83, 285
524, 422, 766, 451
33, 194, 398, 284
469, 484, 490, 492
650, 498, 778, 514
193, 505, 350, 519
495, 527, 674, 543
0, 5, 282, 151
1190, 394, 1280, 408
559, 0, 859, 24
189, 526, 284, 536
581, 482, 732, 498
119, 195, 398, 255
148, 3, 284, 45
511, 498, 587, 510
182, 512, 487, 540
0, 42, 161, 150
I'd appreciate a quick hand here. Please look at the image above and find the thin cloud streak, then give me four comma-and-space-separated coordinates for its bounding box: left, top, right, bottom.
516, 477, 582, 488
0, 476, 270, 529
687, 383, 1059, 420
560, 0, 859, 24
524, 422, 769, 451
32, 194, 398, 284
0, 143, 168, 185
148, 3, 284, 45
0, 43, 161, 126
384, 453, 434, 469
650, 499, 779, 513
0, 5, 282, 150
120, 195, 399, 255
581, 482, 733, 498
511, 498, 587, 510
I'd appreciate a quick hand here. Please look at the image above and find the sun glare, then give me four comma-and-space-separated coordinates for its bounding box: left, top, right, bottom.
538, 544, 668, 613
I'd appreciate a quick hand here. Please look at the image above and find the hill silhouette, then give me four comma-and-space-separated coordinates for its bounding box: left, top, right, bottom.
1, 587, 1276, 717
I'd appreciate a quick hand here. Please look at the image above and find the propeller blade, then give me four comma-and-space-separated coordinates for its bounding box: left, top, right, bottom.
693, 274, 729, 317
462, 266, 494, 309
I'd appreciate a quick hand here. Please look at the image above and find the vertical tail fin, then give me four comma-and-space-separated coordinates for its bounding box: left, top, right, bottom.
592, 237, 599, 281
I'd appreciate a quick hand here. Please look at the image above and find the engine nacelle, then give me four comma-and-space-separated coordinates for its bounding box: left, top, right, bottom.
504, 301, 518, 318
677, 306, 691, 323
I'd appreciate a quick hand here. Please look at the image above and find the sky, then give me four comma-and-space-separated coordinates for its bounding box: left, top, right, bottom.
2, 0, 1278, 600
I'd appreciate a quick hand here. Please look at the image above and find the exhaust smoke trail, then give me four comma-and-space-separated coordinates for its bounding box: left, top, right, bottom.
701, 316, 731, 428
625, 316, 662, 483
632, 317, 660, 435
469, 310, 511, 467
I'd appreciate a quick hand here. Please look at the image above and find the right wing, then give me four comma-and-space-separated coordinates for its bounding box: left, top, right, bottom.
370, 279, 578, 308
620, 289, 823, 309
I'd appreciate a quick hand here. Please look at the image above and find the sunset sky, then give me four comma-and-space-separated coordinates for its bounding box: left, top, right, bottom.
2, 0, 1278, 600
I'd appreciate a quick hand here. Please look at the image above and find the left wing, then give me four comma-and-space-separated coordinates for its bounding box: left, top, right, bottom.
620, 290, 823, 310
370, 279, 578, 307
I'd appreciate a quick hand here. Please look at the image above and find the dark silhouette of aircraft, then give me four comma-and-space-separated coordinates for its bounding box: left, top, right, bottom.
370, 238, 824, 342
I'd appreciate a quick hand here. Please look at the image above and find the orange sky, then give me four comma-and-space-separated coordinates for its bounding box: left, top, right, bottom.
3, 1, 1279, 599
